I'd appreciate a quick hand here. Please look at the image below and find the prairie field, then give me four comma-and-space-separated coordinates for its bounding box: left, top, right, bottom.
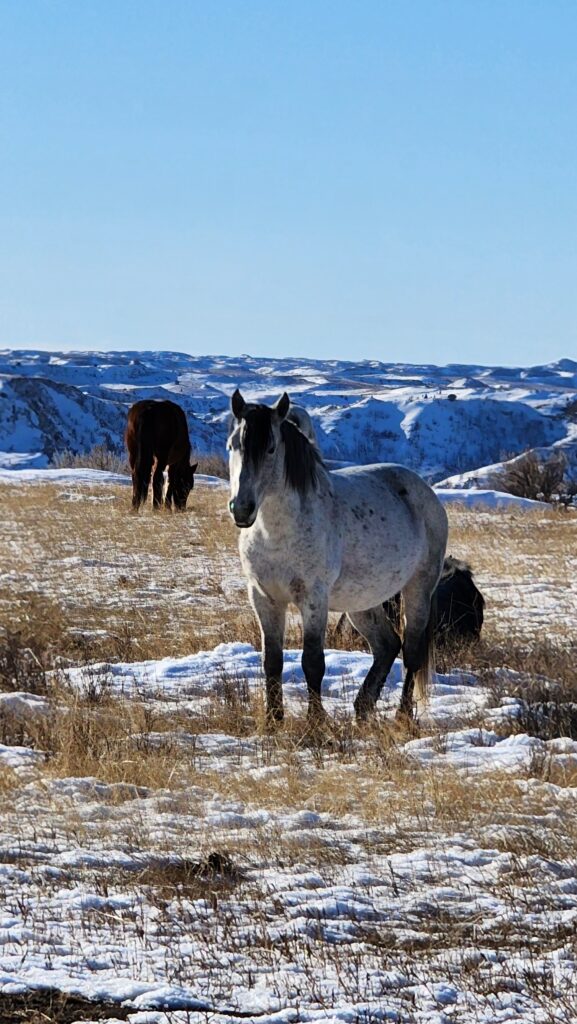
0, 478, 576, 1024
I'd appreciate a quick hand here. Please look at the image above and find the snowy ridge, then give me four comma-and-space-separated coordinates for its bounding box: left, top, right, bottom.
0, 349, 575, 481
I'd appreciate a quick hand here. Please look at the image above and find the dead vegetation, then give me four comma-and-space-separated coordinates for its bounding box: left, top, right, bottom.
490, 449, 577, 506
0, 990, 134, 1023
445, 502, 577, 645
0, 485, 574, 674
0, 484, 575, 777
51, 443, 130, 474
51, 445, 229, 479
0, 482, 242, 666
0, 481, 576, 1020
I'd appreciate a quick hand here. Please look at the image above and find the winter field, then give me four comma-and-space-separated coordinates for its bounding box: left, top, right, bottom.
0, 473, 576, 1023
1, 351, 576, 491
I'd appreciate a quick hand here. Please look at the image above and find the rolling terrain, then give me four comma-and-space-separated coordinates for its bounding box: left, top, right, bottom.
0, 349, 575, 484
0, 351, 575, 1022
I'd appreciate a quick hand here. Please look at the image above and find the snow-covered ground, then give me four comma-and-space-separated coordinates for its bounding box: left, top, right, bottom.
0, 466, 226, 489
0, 349, 576, 1021
0, 349, 576, 486
0, 463, 541, 507
0, 466, 575, 1022
1, 639, 577, 1023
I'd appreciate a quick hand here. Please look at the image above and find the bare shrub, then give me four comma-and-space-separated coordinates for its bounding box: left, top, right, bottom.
51, 444, 129, 474
515, 699, 577, 741
196, 452, 229, 478
0, 628, 49, 694
53, 444, 229, 480
489, 450, 573, 504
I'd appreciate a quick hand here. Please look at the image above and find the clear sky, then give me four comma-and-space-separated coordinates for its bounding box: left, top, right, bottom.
1, 1, 575, 366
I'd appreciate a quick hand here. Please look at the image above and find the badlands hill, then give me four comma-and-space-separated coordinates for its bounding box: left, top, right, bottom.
0, 349, 575, 483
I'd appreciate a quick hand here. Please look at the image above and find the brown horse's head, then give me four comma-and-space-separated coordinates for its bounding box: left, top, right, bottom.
173, 462, 198, 510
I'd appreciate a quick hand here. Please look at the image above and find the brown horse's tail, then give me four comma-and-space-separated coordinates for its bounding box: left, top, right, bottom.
413, 593, 437, 706
133, 412, 147, 470
131, 410, 154, 506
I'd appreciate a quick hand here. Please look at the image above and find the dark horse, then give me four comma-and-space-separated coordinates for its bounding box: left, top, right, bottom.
434, 556, 485, 644
336, 555, 485, 648
382, 556, 485, 645
125, 400, 198, 512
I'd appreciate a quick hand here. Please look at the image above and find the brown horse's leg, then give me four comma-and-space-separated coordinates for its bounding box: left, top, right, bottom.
165, 464, 176, 510
152, 461, 165, 509
165, 478, 174, 510
132, 454, 153, 511
128, 454, 139, 511
131, 470, 140, 511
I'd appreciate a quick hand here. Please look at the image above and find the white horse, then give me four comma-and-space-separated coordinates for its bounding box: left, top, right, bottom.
227, 390, 448, 723
286, 404, 320, 450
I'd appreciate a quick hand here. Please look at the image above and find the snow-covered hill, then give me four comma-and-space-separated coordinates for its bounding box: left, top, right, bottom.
0, 349, 575, 481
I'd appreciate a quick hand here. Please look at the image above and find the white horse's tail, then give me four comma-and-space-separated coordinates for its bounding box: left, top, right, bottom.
413, 594, 437, 706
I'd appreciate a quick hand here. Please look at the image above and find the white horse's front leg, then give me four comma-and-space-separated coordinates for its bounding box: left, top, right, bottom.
249, 584, 287, 722
300, 591, 329, 721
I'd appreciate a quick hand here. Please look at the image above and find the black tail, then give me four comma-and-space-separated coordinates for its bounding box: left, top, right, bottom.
133, 416, 153, 508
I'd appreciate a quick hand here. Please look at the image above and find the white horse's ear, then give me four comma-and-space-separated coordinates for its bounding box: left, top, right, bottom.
231, 389, 246, 420
274, 392, 290, 422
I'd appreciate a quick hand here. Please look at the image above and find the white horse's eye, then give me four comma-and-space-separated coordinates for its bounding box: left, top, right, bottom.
267, 443, 276, 455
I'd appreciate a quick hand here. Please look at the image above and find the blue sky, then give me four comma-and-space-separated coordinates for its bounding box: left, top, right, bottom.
1, 1, 575, 366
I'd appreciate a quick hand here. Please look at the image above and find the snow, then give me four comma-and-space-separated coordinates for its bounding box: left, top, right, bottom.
0, 349, 575, 487
63, 642, 488, 725
0, 351, 576, 1021
0, 467, 226, 488
0, 467, 132, 486
0, 691, 50, 723
0, 635, 566, 1021
434, 487, 543, 509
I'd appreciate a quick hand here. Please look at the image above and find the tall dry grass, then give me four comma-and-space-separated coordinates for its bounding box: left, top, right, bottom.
0, 485, 575, 696
0, 483, 243, 666
0, 483, 575, 1022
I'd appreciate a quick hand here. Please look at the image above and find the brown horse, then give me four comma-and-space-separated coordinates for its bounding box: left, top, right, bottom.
125, 400, 198, 512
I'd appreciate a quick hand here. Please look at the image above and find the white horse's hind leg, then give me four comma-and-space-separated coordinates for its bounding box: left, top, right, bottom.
349, 606, 402, 719
249, 585, 287, 722
398, 574, 437, 717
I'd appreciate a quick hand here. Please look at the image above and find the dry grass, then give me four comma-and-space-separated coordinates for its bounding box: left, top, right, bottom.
45, 699, 198, 791
0, 485, 574, 673
51, 445, 229, 480
0, 484, 574, 815
0, 485, 575, 771
446, 502, 577, 645
27, 672, 576, 860
1, 481, 576, 1022
0, 482, 244, 666
0, 990, 134, 1023
51, 444, 130, 474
